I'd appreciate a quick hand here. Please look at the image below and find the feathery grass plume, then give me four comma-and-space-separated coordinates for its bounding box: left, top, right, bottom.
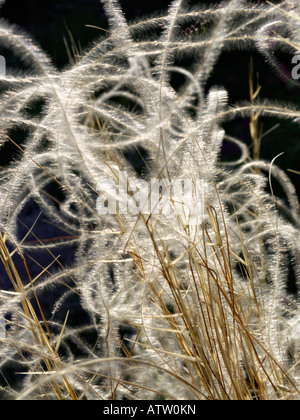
256, 0, 300, 85
0, 0, 299, 399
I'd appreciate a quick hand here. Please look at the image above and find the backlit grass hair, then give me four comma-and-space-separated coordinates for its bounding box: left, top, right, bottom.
0, 0, 300, 399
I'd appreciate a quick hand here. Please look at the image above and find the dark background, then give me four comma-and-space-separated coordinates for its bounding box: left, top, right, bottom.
0, 1, 282, 68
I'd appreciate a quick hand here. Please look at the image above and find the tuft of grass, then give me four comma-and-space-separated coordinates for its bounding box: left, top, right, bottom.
0, 229, 78, 400
0, 0, 300, 400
